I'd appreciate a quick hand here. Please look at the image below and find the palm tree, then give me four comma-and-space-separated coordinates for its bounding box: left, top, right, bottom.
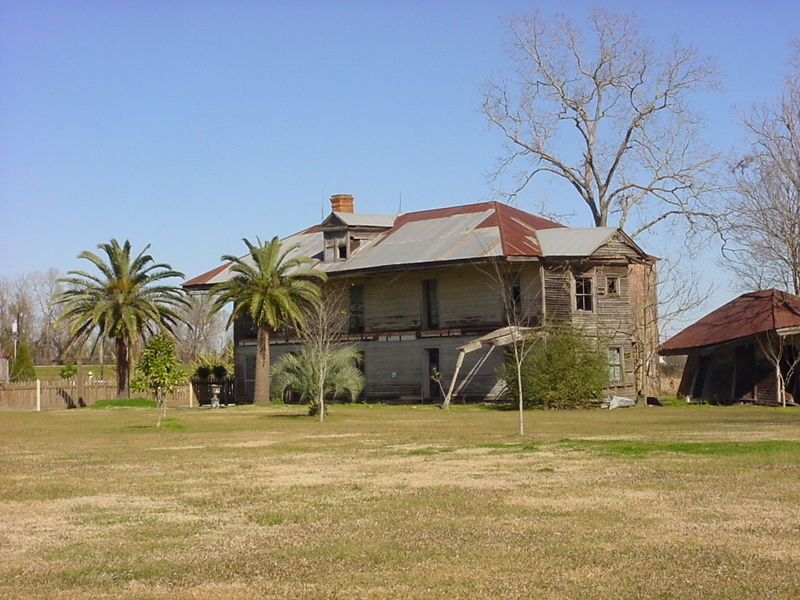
210, 237, 326, 404
56, 239, 186, 398
272, 345, 365, 416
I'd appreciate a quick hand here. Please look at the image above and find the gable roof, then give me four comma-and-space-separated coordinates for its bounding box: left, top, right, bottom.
536, 227, 619, 257
320, 212, 396, 229
659, 289, 800, 355
183, 201, 647, 289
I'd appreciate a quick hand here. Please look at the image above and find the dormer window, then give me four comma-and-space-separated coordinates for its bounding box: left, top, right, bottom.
319, 194, 396, 263
324, 231, 349, 262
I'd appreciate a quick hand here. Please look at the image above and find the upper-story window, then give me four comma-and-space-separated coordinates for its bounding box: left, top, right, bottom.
606, 276, 620, 295
324, 231, 348, 262
504, 272, 522, 319
422, 279, 439, 329
575, 276, 594, 312
349, 284, 365, 333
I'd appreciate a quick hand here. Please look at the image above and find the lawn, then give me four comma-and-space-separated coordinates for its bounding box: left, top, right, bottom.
1, 403, 799, 599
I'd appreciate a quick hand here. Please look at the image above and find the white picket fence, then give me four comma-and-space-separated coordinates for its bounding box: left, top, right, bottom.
0, 379, 196, 411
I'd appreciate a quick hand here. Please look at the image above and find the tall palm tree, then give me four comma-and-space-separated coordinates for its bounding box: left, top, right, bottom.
210, 237, 326, 404
56, 239, 186, 398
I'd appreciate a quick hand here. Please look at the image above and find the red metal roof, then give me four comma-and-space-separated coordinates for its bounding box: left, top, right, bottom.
184, 202, 569, 288
660, 289, 800, 354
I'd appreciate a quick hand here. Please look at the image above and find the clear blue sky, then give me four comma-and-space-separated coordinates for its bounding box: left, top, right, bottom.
1, 0, 798, 329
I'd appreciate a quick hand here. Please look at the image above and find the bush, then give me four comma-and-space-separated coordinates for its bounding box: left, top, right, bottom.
60, 363, 77, 379
501, 324, 609, 409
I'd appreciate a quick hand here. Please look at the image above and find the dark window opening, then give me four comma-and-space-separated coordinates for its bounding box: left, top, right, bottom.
575, 276, 593, 312
426, 348, 441, 400
505, 272, 522, 319
422, 279, 439, 329
349, 284, 365, 333
607, 276, 619, 295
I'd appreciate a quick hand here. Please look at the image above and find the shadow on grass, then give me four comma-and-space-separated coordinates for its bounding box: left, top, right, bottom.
261, 413, 309, 420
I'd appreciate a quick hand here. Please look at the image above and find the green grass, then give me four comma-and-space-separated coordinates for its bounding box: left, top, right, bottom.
88, 397, 157, 409
34, 364, 110, 381
1, 404, 800, 599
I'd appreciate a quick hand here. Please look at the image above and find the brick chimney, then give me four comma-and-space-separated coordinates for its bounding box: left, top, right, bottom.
330, 194, 354, 213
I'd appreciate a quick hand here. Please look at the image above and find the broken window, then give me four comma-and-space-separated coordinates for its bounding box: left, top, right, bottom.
575, 276, 594, 312
608, 347, 623, 382
606, 276, 619, 295
324, 231, 348, 262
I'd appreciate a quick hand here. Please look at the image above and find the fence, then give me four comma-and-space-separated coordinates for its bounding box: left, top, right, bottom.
0, 379, 196, 411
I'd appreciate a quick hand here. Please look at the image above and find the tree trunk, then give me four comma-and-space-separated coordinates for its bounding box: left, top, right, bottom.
115, 338, 130, 398
254, 326, 271, 404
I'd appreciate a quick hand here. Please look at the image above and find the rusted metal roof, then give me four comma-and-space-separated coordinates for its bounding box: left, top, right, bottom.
183, 201, 638, 289
659, 289, 800, 355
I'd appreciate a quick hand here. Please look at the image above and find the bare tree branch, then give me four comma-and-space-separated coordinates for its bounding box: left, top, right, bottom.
483, 8, 721, 237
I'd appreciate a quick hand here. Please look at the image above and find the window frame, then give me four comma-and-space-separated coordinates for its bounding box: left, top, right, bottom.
422, 278, 439, 329
608, 347, 624, 382
574, 275, 594, 312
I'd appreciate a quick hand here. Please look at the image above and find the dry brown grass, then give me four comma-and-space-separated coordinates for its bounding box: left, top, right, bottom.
1, 403, 800, 599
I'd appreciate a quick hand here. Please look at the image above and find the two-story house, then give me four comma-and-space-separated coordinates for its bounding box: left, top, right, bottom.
184, 194, 659, 403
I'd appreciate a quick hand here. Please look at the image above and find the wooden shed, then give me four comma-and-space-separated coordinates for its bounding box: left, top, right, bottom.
660, 289, 800, 405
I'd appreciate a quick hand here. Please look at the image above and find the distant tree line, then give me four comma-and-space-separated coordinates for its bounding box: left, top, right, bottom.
0, 268, 230, 374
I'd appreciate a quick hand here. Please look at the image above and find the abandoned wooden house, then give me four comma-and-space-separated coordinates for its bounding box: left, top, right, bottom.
659, 289, 800, 405
184, 194, 660, 403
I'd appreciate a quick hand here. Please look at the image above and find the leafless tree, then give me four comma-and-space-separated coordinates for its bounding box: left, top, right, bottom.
482, 8, 720, 239
757, 332, 800, 407
282, 284, 364, 422
173, 292, 231, 362
0, 270, 72, 364
722, 43, 800, 295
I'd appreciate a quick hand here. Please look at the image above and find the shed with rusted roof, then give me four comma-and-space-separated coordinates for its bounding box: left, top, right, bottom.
186, 194, 659, 404
660, 289, 800, 405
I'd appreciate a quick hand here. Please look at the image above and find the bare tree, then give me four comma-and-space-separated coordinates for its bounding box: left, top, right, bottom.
722, 44, 800, 294
173, 292, 231, 362
273, 285, 364, 421
482, 8, 720, 239
757, 332, 800, 407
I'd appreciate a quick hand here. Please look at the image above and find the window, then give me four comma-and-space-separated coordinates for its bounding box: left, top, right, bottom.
422, 279, 439, 329
606, 276, 619, 295
324, 232, 348, 262
575, 276, 593, 312
349, 284, 365, 333
505, 272, 522, 319
608, 347, 623, 382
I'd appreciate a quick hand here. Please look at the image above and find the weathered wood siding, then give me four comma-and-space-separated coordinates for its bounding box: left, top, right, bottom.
358, 264, 508, 334
361, 336, 504, 402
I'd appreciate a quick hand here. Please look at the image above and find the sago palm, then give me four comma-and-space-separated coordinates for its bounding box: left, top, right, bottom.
56, 239, 186, 398
210, 237, 326, 403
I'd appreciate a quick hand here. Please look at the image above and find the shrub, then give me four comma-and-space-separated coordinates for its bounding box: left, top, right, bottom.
501, 324, 609, 409
60, 363, 77, 379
